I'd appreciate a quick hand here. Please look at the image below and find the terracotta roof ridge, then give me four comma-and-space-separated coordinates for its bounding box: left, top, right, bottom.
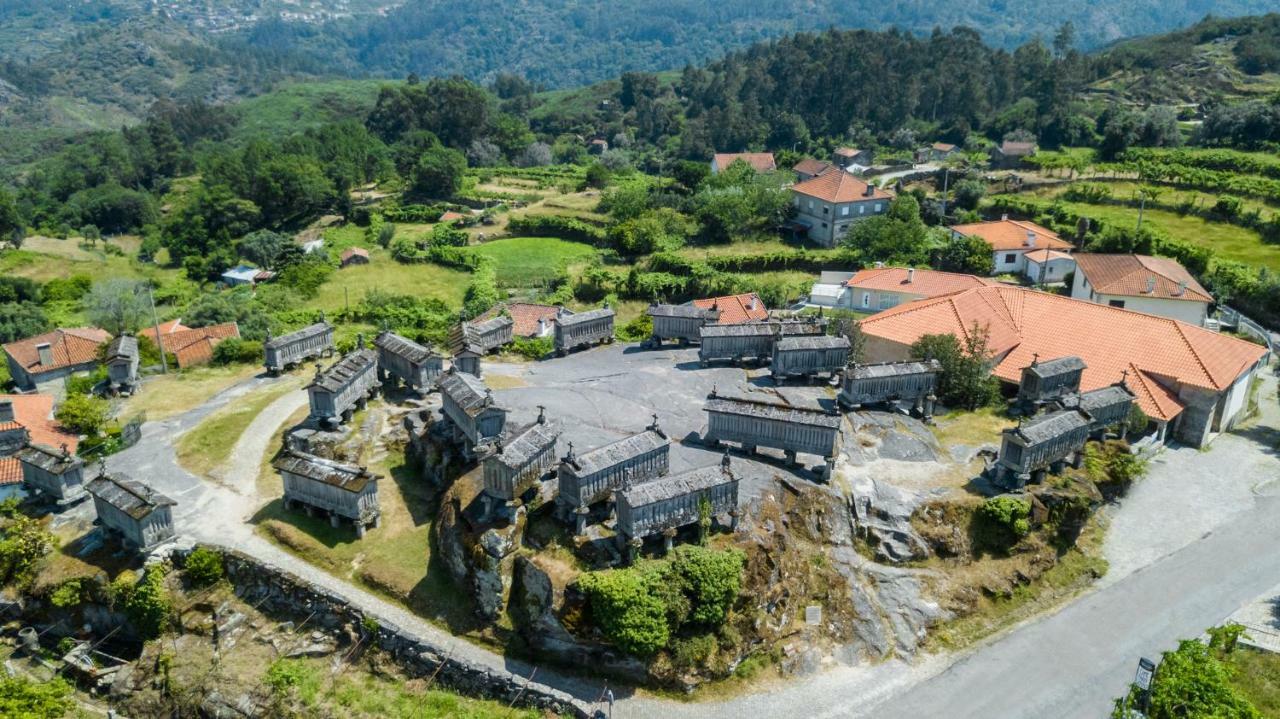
1168, 320, 1222, 389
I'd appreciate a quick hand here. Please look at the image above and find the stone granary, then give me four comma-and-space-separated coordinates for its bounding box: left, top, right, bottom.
770, 334, 850, 381
103, 334, 139, 395
703, 392, 842, 479
1073, 382, 1136, 435
993, 409, 1093, 489
481, 408, 560, 511
838, 360, 941, 417
449, 316, 513, 377
15, 443, 85, 506
646, 303, 719, 347
274, 449, 382, 537
306, 341, 379, 430
1017, 355, 1086, 413
554, 306, 615, 356
264, 320, 335, 375
438, 369, 507, 459
698, 319, 826, 366
373, 331, 442, 393
615, 454, 739, 561
86, 473, 176, 552
557, 417, 671, 534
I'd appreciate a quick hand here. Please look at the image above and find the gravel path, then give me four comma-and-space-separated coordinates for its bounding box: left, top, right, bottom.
209, 385, 309, 498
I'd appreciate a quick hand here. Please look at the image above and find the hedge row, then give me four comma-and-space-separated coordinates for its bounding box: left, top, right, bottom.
507, 214, 607, 244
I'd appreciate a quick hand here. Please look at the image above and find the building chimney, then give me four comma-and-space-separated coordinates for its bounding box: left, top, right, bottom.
1001, 213, 1009, 221
36, 343, 53, 367
0, 400, 12, 424
1176, 281, 1187, 297
906, 268, 916, 283
1026, 231, 1037, 248
536, 405, 546, 425
537, 318, 547, 336
864, 182, 875, 197
1145, 276, 1156, 294
747, 295, 757, 311
874, 261, 884, 269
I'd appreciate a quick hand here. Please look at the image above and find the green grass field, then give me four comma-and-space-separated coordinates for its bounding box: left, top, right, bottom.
469, 236, 600, 287
994, 193, 1280, 271
230, 80, 385, 142
306, 238, 471, 313
1228, 646, 1280, 716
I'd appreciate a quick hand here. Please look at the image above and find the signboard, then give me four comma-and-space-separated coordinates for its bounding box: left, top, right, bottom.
1134, 657, 1156, 691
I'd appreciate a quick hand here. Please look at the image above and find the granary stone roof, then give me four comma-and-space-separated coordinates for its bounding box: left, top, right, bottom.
265, 321, 332, 351
307, 348, 377, 393
1024, 355, 1086, 380
87, 474, 175, 519
557, 307, 614, 327
1008, 409, 1091, 445
775, 335, 850, 352
438, 370, 501, 416
701, 320, 823, 339
564, 429, 669, 477
492, 421, 559, 469
620, 463, 736, 507
374, 331, 436, 364
704, 394, 842, 429
15, 443, 81, 475
647, 303, 717, 320
846, 359, 942, 380
273, 449, 380, 493
105, 335, 138, 362
449, 316, 513, 355
1077, 384, 1136, 414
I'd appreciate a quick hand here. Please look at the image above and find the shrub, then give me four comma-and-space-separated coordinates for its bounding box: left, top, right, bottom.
671, 633, 718, 669
577, 569, 670, 656
54, 393, 110, 435
1084, 440, 1147, 498
974, 496, 1031, 552
616, 313, 653, 342
49, 578, 87, 608
118, 565, 172, 639
211, 338, 264, 365
508, 335, 552, 360
507, 214, 606, 245
184, 547, 224, 588
910, 327, 1000, 410
0, 676, 75, 717
462, 259, 500, 317
0, 515, 57, 588
669, 545, 744, 627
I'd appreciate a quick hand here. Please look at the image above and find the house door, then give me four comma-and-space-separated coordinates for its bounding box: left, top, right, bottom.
861, 292, 870, 309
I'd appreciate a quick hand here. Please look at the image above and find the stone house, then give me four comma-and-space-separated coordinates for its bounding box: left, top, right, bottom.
833, 147, 874, 170
140, 319, 241, 369
989, 140, 1037, 169
1070, 254, 1213, 327
791, 172, 894, 247
690, 292, 769, 324
0, 394, 78, 501
915, 142, 959, 164
340, 247, 370, 268
858, 285, 1268, 447
949, 217, 1074, 276
2, 327, 111, 393
793, 158, 835, 182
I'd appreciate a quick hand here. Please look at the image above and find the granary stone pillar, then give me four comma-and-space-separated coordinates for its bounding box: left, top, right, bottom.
626, 537, 642, 565
355, 522, 366, 539
305, 505, 316, 518
1072, 451, 1085, 469
1014, 472, 1031, 490
784, 450, 798, 467
729, 509, 740, 531
923, 393, 936, 422
823, 458, 836, 482
574, 506, 589, 535
1050, 459, 1066, 475
662, 527, 677, 554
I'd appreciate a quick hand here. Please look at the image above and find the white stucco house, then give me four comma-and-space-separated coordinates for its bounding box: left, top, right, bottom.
949, 216, 1074, 276
1070, 253, 1213, 326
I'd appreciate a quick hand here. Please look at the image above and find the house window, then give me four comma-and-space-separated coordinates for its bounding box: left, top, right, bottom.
1004, 253, 1017, 264
859, 205, 865, 214
837, 224, 848, 234
841, 206, 849, 216
875, 203, 883, 212
823, 206, 829, 215
861, 292, 871, 308
1109, 300, 1125, 308
808, 200, 815, 210
878, 294, 896, 310
793, 196, 800, 207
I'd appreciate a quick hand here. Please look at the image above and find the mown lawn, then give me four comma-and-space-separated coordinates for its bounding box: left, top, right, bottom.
117, 363, 263, 421
305, 241, 471, 313
0, 245, 182, 284
994, 193, 1280, 271
175, 376, 305, 479
1227, 646, 1280, 717
469, 236, 599, 287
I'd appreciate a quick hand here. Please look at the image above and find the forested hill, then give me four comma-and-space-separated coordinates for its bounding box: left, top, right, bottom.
244, 0, 1279, 88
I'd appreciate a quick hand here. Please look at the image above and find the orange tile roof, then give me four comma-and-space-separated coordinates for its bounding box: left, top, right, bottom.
846, 267, 998, 298
834, 147, 863, 158
439, 211, 466, 222
949, 219, 1073, 251
0, 394, 78, 453
1023, 248, 1074, 263
858, 286, 1266, 421
0, 458, 19, 486
340, 247, 370, 262
165, 323, 241, 368
793, 171, 894, 203
713, 153, 777, 173
475, 303, 561, 338
1073, 254, 1212, 303
793, 158, 835, 176
691, 293, 769, 325
2, 328, 110, 376
932, 142, 957, 152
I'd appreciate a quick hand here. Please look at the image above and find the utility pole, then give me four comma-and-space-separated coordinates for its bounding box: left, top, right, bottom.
147, 285, 168, 375
1136, 191, 1147, 231
939, 167, 951, 223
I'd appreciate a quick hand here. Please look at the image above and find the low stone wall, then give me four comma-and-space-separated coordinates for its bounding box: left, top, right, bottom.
210, 547, 591, 718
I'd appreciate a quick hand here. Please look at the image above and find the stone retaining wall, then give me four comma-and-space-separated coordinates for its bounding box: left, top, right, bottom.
208, 547, 590, 718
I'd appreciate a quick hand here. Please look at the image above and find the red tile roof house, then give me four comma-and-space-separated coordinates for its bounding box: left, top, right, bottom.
710, 152, 777, 174
2, 327, 111, 394
0, 394, 79, 500
842, 267, 998, 312
474, 303, 563, 338
989, 140, 1038, 169
139, 320, 241, 369
690, 293, 769, 324
1070, 254, 1213, 327
791, 172, 895, 247
793, 158, 835, 182
858, 285, 1268, 447
949, 216, 1074, 276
